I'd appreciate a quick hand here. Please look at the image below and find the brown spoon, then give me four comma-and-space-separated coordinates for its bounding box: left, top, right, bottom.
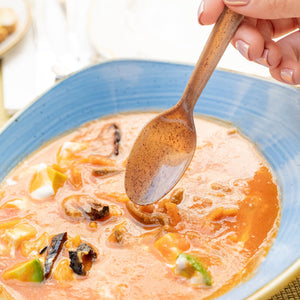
125, 7, 243, 205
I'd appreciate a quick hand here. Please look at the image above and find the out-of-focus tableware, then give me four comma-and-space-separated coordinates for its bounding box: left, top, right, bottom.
0, 0, 31, 57
87, 0, 270, 78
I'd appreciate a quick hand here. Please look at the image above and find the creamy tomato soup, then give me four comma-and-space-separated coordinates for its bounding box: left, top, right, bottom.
0, 113, 280, 299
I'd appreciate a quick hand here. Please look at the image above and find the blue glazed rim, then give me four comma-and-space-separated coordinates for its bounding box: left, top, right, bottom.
0, 60, 299, 299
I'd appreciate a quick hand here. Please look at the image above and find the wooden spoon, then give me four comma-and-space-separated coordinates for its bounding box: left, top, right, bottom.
125, 7, 243, 205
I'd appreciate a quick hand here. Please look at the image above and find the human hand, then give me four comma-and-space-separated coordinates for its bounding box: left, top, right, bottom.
198, 0, 300, 85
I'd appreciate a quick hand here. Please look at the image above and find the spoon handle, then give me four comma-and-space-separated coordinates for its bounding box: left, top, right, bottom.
180, 7, 243, 112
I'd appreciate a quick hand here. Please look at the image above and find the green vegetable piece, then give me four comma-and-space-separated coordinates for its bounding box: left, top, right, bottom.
3, 259, 44, 282
177, 253, 212, 286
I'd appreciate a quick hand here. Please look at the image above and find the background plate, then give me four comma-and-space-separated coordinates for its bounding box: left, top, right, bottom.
0, 0, 31, 57
88, 0, 270, 79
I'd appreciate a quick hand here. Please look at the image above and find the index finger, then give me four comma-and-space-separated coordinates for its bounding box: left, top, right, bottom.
223, 0, 300, 19
198, 0, 224, 25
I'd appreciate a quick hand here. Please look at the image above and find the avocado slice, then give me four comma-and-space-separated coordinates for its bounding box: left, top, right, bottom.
176, 253, 212, 286
29, 164, 67, 200
3, 259, 44, 282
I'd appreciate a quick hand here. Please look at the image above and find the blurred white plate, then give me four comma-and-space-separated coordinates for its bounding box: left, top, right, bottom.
0, 0, 31, 57
87, 0, 270, 78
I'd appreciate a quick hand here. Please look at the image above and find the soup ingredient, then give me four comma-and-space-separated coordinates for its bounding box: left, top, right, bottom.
39, 246, 47, 255
126, 188, 182, 226
2, 222, 37, 255
83, 202, 109, 221
3, 259, 44, 282
57, 142, 88, 169
92, 168, 121, 177
169, 188, 184, 204
69, 243, 97, 275
109, 221, 128, 245
21, 232, 49, 257
62, 195, 84, 218
1, 197, 28, 210
111, 123, 121, 156
80, 155, 116, 166
126, 201, 168, 225
44, 232, 67, 278
62, 195, 110, 221
29, 164, 67, 200
154, 233, 190, 264
65, 235, 82, 250
53, 259, 74, 284
175, 253, 212, 286
97, 123, 121, 156
69, 167, 83, 189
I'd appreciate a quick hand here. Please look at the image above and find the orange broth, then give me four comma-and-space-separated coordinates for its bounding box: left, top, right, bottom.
0, 113, 280, 299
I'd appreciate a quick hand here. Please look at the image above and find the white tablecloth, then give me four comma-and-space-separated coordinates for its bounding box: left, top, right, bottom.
2, 0, 271, 115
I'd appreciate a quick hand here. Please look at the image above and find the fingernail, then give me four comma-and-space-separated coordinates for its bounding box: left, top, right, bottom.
198, 0, 204, 24
281, 68, 295, 84
235, 40, 250, 60
224, 0, 249, 5
256, 49, 269, 67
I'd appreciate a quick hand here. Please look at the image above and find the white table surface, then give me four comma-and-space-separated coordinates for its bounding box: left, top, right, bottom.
2, 0, 271, 115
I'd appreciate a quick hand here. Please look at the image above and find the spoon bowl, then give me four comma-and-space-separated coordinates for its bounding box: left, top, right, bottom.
125, 104, 196, 205
125, 7, 243, 205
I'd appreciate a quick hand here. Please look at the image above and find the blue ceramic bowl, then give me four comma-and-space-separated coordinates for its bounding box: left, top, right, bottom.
0, 60, 299, 299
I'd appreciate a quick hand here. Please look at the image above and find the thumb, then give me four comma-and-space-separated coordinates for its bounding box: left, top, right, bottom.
224, 0, 300, 19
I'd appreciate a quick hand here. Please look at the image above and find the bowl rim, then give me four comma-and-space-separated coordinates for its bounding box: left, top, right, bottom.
248, 258, 300, 299
0, 59, 299, 299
